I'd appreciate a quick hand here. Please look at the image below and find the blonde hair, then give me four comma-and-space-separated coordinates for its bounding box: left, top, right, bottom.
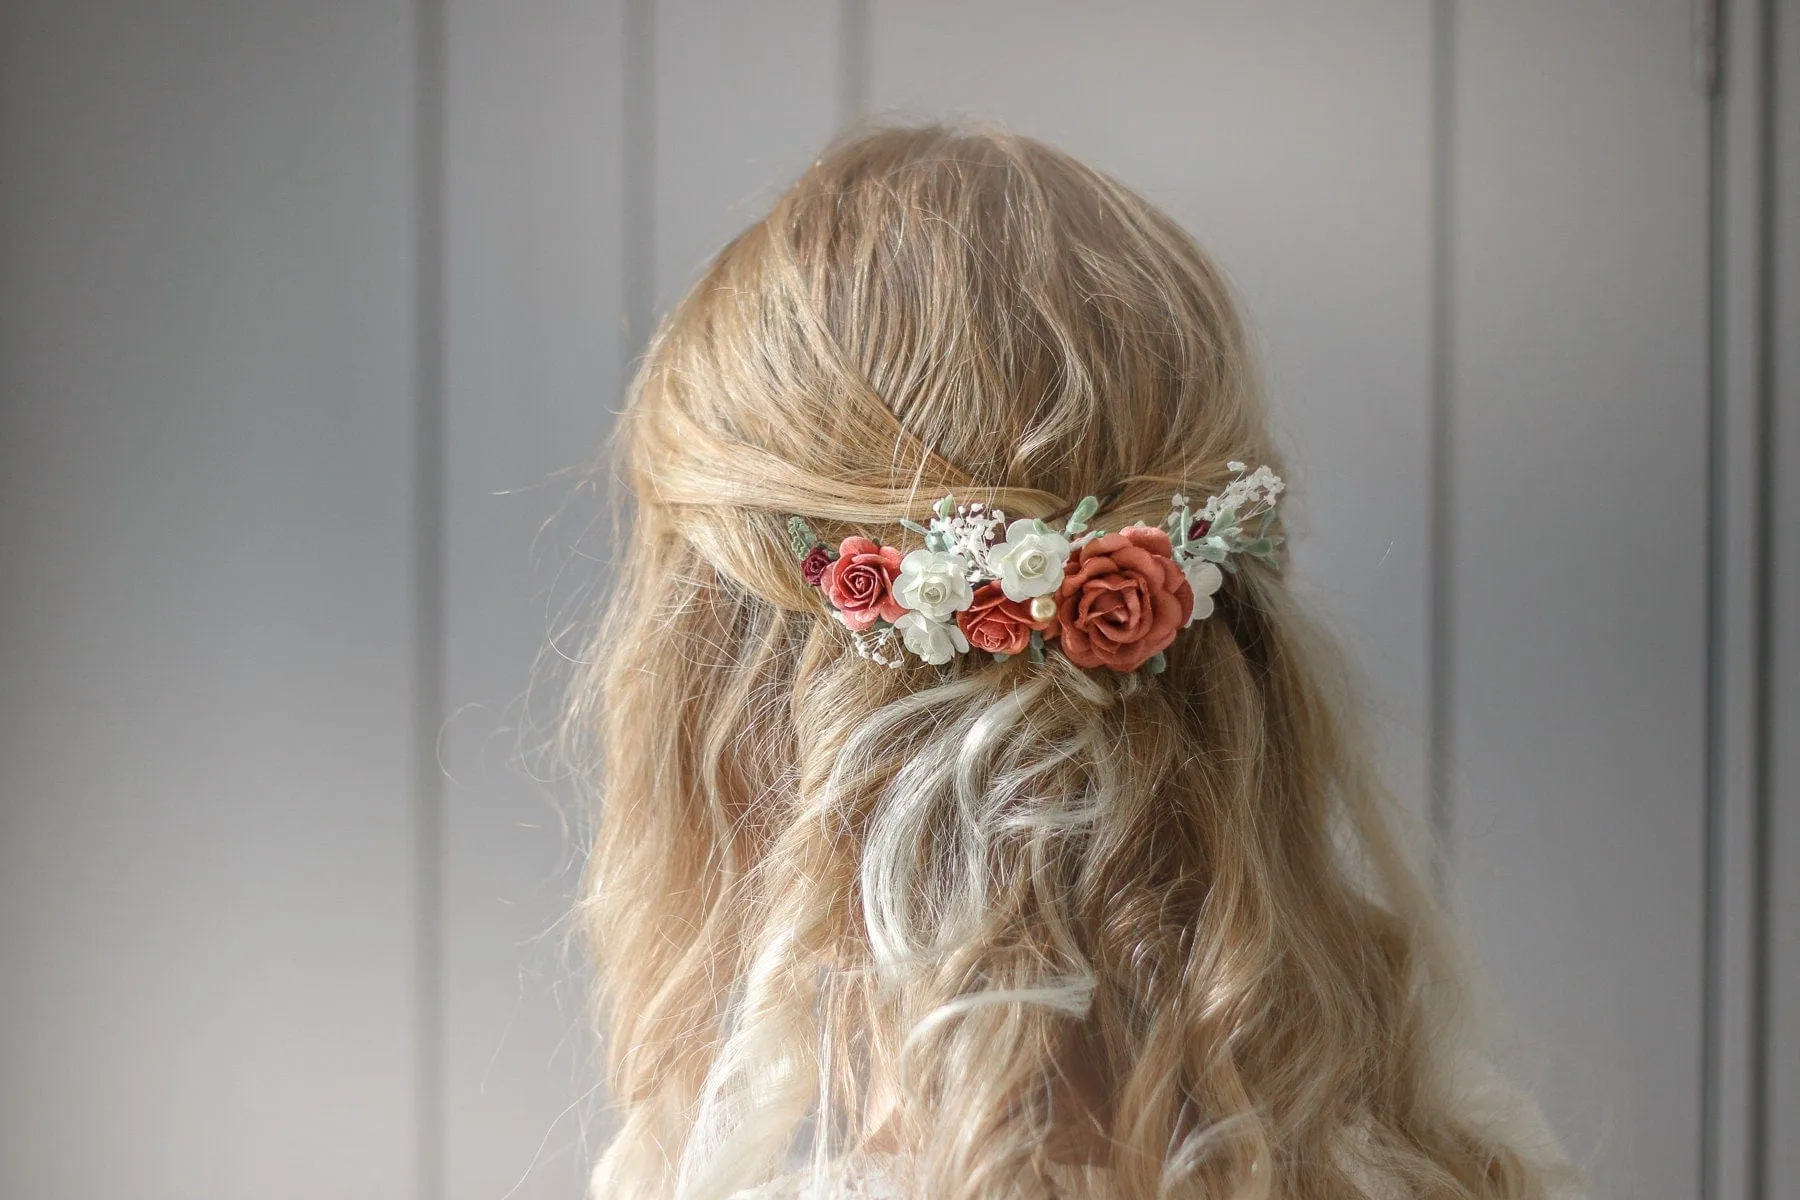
566, 124, 1578, 1199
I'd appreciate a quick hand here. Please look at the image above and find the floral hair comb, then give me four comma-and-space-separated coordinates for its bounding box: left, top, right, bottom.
785, 463, 1284, 672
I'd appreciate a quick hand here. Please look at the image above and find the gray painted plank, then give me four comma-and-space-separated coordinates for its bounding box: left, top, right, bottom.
1768, 0, 1800, 1191
865, 0, 1437, 825
1711, 1, 1778, 1195
436, 5, 843, 1194
1446, 3, 1710, 1195
439, 3, 627, 1198
0, 3, 423, 1198
651, 0, 844, 319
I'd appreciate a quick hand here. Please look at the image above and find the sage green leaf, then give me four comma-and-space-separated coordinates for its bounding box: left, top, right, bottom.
786, 515, 821, 558
1065, 495, 1099, 534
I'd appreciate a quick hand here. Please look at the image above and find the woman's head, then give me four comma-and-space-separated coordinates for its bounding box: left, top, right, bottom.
570, 124, 1573, 1199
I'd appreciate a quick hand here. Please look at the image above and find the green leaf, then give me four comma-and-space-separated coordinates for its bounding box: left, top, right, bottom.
1031, 518, 1050, 535
786, 515, 821, 558
1028, 630, 1047, 664
1065, 495, 1099, 535
934, 495, 954, 521
1143, 651, 1167, 675
900, 518, 930, 536
1239, 537, 1274, 557
992, 651, 1011, 663
925, 530, 951, 553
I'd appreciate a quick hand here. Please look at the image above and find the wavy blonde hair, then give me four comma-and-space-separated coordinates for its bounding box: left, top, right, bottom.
566, 124, 1579, 1199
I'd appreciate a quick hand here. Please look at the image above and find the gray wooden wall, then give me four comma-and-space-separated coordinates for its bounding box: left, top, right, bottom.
0, 3, 1793, 1199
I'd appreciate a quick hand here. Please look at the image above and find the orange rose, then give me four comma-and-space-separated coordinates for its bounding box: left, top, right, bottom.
956, 581, 1058, 656
1053, 526, 1192, 671
818, 536, 905, 631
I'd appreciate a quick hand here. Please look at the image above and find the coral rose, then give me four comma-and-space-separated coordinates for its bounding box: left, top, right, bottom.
955, 581, 1058, 656
818, 536, 904, 631
1053, 525, 1193, 671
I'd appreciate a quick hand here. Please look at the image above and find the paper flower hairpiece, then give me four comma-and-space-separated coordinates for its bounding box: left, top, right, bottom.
786, 463, 1285, 673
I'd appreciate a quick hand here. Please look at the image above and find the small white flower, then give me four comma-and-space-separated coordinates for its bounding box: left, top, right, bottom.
893, 548, 973, 621
986, 519, 1072, 601
894, 611, 969, 665
1183, 559, 1224, 625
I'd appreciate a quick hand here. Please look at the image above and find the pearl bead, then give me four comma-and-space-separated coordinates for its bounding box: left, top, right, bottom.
1029, 595, 1057, 623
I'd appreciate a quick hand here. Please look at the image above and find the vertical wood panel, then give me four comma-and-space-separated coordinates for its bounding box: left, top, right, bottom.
1768, 0, 1800, 1190
651, 0, 843, 318
0, 3, 422, 1197
1446, 4, 1710, 1195
1711, 0, 1778, 1195
439, 4, 627, 1198
865, 0, 1437, 826
439, 5, 842, 1194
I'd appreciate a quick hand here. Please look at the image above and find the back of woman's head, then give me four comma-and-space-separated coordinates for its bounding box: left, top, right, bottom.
570, 124, 1575, 1200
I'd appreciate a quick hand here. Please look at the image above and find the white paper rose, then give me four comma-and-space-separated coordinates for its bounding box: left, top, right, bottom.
893, 548, 973, 621
1182, 558, 1224, 625
894, 611, 969, 665
986, 519, 1071, 601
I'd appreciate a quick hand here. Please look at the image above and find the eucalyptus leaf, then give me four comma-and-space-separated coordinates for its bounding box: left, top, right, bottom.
900, 518, 930, 536
1143, 652, 1167, 675
1065, 495, 1099, 534
934, 495, 954, 521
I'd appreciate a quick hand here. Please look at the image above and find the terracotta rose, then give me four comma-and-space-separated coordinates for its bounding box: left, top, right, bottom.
1053, 525, 1193, 671
955, 581, 1058, 656
818, 536, 905, 631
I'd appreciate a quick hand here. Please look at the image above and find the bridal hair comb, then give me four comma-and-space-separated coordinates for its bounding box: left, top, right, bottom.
785, 463, 1284, 672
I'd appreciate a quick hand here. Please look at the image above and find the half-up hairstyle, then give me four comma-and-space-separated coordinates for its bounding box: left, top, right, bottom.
566, 124, 1581, 1200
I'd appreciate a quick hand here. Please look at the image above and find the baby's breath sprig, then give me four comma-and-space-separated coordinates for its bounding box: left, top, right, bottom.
1165, 461, 1286, 575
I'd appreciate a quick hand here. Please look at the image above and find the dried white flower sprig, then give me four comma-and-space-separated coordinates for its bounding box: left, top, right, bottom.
787, 465, 1284, 672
